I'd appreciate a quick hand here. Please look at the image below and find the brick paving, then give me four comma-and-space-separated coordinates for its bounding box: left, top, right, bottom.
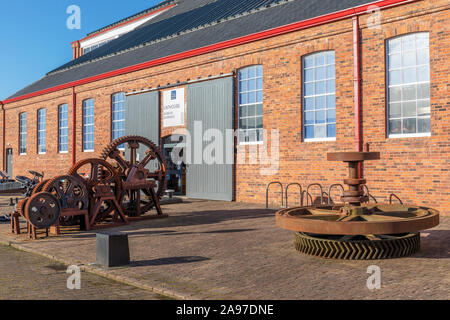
0, 197, 449, 300
0, 245, 167, 300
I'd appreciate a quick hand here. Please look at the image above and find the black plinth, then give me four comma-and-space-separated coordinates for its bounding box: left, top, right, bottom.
96, 231, 130, 267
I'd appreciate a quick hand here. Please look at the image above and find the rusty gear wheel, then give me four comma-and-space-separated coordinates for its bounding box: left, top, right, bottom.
32, 179, 50, 195
68, 158, 122, 220
43, 175, 89, 210
16, 199, 28, 217
294, 232, 420, 260
101, 135, 167, 217
24, 192, 61, 229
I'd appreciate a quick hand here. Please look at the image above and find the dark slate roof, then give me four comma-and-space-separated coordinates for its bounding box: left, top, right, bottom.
7, 0, 376, 100
86, 0, 177, 37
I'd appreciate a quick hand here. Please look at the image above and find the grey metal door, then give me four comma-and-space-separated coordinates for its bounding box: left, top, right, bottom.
187, 77, 234, 201
6, 149, 13, 178
125, 92, 160, 172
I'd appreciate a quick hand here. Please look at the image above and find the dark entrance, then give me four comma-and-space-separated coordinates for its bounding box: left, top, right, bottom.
6, 149, 13, 178
162, 135, 186, 195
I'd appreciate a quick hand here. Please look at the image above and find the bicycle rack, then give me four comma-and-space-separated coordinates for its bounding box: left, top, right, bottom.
285, 183, 303, 208
362, 185, 378, 203
389, 193, 403, 204
302, 191, 313, 206
266, 182, 283, 209
306, 183, 324, 205
327, 184, 345, 204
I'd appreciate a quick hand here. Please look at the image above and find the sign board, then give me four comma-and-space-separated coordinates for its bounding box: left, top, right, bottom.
163, 88, 185, 127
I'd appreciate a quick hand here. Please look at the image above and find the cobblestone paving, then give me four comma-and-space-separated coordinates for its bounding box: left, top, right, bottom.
0, 245, 167, 300
0, 197, 449, 300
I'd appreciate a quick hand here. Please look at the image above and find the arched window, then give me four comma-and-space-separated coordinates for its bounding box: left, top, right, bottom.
37, 109, 46, 154
83, 99, 95, 152
302, 51, 336, 141
58, 104, 69, 153
111, 92, 126, 145
387, 32, 430, 137
238, 65, 263, 144
19, 113, 27, 155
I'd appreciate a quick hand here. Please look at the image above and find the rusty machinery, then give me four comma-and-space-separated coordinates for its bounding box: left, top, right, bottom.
276, 152, 440, 260
10, 136, 167, 239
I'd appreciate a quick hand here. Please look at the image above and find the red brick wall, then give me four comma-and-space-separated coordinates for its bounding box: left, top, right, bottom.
1, 0, 449, 215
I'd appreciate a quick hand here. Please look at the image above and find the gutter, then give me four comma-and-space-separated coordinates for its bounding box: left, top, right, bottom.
1, 102, 4, 171
2, 0, 417, 105
353, 16, 362, 153
72, 87, 76, 166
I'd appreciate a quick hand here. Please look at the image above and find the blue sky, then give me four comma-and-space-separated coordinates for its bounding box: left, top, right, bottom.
0, 0, 162, 100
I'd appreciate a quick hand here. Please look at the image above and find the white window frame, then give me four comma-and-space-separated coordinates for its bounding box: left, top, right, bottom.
19, 113, 27, 155
238, 65, 264, 145
111, 92, 126, 149
302, 51, 336, 142
58, 104, 69, 153
386, 32, 431, 138
37, 109, 46, 154
83, 99, 95, 152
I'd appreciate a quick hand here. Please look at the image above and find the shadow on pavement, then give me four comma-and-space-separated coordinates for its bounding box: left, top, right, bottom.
413, 229, 450, 259
131, 256, 210, 266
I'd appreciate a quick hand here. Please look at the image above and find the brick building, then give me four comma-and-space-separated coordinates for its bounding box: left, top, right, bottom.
1, 0, 449, 215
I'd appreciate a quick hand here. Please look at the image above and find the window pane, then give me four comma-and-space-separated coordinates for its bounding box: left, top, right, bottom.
315, 67, 326, 80
315, 110, 326, 124
403, 51, 416, 67
315, 81, 326, 95
304, 56, 314, 68
417, 100, 430, 116
389, 54, 402, 69
305, 97, 314, 111
327, 124, 336, 137
389, 87, 402, 102
418, 118, 430, 133
402, 84, 416, 101
402, 35, 415, 50
389, 103, 402, 118
314, 125, 326, 138
389, 119, 402, 135
304, 83, 314, 96
389, 70, 402, 85
417, 83, 430, 99
417, 65, 430, 82
256, 104, 263, 117
304, 69, 314, 82
327, 109, 336, 123
305, 126, 314, 139
402, 101, 416, 117
327, 95, 335, 109
403, 118, 416, 134
304, 112, 314, 125
315, 96, 326, 109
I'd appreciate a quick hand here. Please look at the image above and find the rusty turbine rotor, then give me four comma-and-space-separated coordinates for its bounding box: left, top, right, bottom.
276, 151, 440, 260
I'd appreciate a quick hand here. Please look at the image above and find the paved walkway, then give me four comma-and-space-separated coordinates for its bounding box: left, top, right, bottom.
0, 245, 167, 300
0, 198, 449, 300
